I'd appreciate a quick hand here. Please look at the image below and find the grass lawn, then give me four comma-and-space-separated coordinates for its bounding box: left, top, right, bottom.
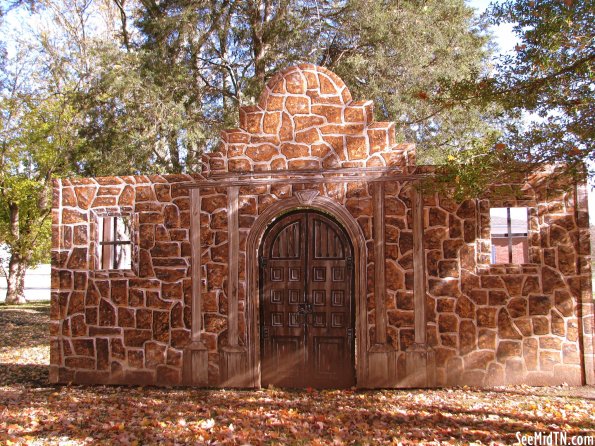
1, 300, 594, 445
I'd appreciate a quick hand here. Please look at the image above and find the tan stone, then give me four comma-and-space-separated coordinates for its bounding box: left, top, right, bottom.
507, 297, 527, 318
429, 279, 459, 297
124, 329, 152, 347
62, 209, 87, 224
438, 314, 458, 333
539, 351, 560, 371
522, 276, 540, 295
61, 187, 77, 207
263, 112, 281, 134
514, 318, 533, 336
153, 311, 170, 343
497, 340, 522, 362
464, 350, 494, 370
294, 115, 325, 131
488, 290, 508, 305
542, 266, 565, 293
459, 320, 476, 355
532, 316, 550, 335
481, 275, 505, 289
468, 289, 488, 305
111, 280, 128, 305
443, 239, 465, 258
455, 295, 475, 319
503, 275, 525, 296
246, 144, 278, 161
295, 128, 320, 144
440, 333, 457, 348
136, 186, 155, 202
562, 343, 579, 364
385, 261, 404, 291
498, 309, 522, 339
228, 158, 251, 172
437, 297, 455, 313
539, 336, 562, 350
270, 158, 287, 170
74, 187, 96, 209
485, 362, 505, 386
72, 339, 95, 357
554, 290, 574, 317
435, 347, 456, 367
65, 357, 96, 370
438, 260, 459, 279
345, 198, 372, 219
475, 308, 495, 329
265, 95, 284, 111
387, 310, 414, 327
399, 231, 414, 255
551, 311, 565, 336
567, 318, 578, 341
456, 200, 476, 219
118, 307, 135, 327
320, 123, 364, 135
343, 106, 364, 123
399, 329, 414, 351
528, 295, 552, 315
281, 143, 309, 159
448, 216, 462, 238
346, 136, 367, 160
286, 96, 310, 115
478, 329, 496, 350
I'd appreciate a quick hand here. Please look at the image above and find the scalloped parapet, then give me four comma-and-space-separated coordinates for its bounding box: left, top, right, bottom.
206, 64, 415, 173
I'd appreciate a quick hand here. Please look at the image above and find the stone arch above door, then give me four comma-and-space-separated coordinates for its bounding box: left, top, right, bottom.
205, 64, 415, 174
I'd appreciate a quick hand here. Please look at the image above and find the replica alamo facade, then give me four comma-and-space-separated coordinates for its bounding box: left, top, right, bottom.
50, 65, 595, 388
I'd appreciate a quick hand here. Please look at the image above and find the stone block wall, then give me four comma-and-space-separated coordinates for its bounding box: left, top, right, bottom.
51, 175, 199, 385
50, 64, 593, 387
419, 184, 592, 386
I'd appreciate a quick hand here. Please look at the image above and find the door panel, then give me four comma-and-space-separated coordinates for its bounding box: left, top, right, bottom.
260, 211, 355, 389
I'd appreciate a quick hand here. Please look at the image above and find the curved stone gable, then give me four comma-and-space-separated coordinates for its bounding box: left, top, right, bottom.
210, 64, 414, 173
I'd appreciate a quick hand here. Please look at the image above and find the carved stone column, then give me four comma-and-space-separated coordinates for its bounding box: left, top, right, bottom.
183, 188, 209, 386
404, 184, 436, 387
221, 185, 248, 387
367, 182, 397, 387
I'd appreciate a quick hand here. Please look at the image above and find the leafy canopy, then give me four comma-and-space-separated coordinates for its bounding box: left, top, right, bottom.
484, 0, 593, 178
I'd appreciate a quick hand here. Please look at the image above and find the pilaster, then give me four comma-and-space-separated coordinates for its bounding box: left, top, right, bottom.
183, 188, 208, 386
221, 185, 248, 386
404, 184, 436, 387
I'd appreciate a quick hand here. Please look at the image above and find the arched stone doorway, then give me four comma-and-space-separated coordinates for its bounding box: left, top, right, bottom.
259, 210, 355, 388
244, 196, 369, 388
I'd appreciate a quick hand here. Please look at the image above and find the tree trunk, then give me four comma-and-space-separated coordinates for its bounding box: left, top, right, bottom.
4, 202, 27, 304
5, 253, 27, 304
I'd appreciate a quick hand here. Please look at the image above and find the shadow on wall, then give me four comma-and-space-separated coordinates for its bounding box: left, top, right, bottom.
0, 264, 51, 301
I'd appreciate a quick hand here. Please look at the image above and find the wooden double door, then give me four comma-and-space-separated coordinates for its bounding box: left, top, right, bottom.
259, 211, 355, 388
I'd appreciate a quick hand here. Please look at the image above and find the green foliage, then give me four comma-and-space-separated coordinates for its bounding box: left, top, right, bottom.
327, 0, 498, 164
69, 0, 497, 175
461, 0, 594, 179
72, 44, 210, 175
0, 92, 75, 266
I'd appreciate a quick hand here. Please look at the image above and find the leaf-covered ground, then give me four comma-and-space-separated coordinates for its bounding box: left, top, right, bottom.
1, 302, 594, 445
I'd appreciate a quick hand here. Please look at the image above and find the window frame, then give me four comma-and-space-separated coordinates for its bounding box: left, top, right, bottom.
98, 214, 133, 270
490, 207, 529, 264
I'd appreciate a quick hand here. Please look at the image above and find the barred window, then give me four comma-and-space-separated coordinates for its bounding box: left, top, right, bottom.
98, 215, 132, 270
490, 207, 528, 264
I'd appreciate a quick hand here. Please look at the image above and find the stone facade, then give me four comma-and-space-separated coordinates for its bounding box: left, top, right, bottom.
51, 64, 594, 387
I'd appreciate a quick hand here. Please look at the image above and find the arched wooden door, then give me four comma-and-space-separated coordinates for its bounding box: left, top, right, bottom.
259, 211, 355, 388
